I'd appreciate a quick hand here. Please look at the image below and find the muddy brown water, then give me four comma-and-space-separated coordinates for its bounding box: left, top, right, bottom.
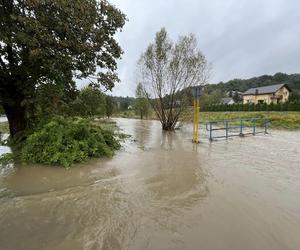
0, 118, 300, 250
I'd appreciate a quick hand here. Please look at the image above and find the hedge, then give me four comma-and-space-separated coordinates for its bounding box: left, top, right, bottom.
202, 101, 300, 112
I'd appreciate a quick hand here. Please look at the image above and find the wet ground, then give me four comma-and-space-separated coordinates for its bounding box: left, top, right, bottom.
0, 118, 300, 250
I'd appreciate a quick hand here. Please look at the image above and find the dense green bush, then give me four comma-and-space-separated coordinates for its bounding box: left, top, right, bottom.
20, 117, 121, 168
0, 153, 14, 167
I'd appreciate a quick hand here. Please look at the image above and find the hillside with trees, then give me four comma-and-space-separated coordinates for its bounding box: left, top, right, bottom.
199, 73, 300, 109
205, 72, 300, 94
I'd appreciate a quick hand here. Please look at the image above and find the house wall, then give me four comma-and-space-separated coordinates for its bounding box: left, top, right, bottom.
275, 86, 290, 103
243, 94, 272, 104
243, 86, 290, 105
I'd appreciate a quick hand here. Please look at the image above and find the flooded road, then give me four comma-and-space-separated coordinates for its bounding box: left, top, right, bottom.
1, 118, 300, 250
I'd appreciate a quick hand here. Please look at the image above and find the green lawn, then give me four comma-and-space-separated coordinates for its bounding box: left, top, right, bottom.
115, 109, 300, 130
0, 122, 9, 134
198, 112, 300, 130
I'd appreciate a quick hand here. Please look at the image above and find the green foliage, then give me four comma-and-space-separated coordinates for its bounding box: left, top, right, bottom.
134, 83, 150, 119
105, 96, 116, 118
199, 89, 224, 109
1, 0, 126, 137
289, 91, 300, 102
0, 122, 8, 135
0, 153, 14, 167
70, 86, 106, 117
232, 91, 243, 103
0, 106, 4, 115
20, 117, 121, 168
119, 111, 136, 118
134, 98, 150, 119
34, 80, 78, 119
112, 96, 135, 112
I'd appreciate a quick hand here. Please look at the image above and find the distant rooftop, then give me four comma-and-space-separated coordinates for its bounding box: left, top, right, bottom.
243, 84, 290, 96
221, 97, 234, 104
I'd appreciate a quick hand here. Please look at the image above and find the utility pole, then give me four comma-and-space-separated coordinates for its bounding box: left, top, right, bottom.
192, 86, 201, 143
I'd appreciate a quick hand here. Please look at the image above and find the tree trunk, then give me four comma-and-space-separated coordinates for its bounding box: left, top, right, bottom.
3, 98, 27, 138
162, 122, 176, 131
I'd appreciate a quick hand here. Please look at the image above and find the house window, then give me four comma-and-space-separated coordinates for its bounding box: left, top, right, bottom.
258, 100, 264, 104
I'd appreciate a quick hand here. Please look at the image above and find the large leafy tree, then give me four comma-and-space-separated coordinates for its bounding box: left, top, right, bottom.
0, 0, 126, 137
71, 86, 106, 117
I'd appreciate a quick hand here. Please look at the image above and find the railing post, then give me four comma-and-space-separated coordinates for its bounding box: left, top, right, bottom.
209, 122, 213, 141
253, 119, 256, 136
239, 119, 243, 137
264, 119, 268, 134
225, 120, 228, 139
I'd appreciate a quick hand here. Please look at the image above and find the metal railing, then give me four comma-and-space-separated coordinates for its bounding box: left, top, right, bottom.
205, 118, 270, 141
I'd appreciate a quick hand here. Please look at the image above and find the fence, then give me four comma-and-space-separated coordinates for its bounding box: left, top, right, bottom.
205, 118, 270, 141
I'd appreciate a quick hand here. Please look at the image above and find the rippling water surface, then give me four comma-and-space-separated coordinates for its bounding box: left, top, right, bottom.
0, 118, 300, 250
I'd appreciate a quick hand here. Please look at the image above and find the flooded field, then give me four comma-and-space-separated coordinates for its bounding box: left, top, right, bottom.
0, 118, 300, 250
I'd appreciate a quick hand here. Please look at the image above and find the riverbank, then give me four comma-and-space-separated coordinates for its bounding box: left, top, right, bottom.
116, 110, 300, 130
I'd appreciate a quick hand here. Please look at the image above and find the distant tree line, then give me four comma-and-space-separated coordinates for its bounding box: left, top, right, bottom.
112, 96, 135, 111
202, 101, 300, 112
31, 85, 118, 119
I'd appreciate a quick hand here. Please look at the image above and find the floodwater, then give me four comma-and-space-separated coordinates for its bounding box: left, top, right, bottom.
0, 116, 8, 123
0, 116, 10, 156
0, 118, 300, 250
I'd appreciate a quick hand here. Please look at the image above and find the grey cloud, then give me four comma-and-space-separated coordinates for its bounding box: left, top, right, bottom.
106, 0, 300, 96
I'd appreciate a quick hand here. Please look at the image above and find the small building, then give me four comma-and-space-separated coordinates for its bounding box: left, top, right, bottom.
221, 97, 235, 105
243, 84, 291, 105
227, 90, 243, 99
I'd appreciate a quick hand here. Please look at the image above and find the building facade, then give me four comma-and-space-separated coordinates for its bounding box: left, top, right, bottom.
243, 84, 291, 105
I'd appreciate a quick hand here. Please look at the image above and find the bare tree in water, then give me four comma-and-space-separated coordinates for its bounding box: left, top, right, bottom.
138, 28, 210, 130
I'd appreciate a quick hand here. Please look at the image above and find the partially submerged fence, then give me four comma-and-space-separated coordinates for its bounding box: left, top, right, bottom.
205, 118, 270, 141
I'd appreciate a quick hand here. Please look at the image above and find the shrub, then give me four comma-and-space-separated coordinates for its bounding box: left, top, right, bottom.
20, 117, 120, 168
0, 153, 14, 167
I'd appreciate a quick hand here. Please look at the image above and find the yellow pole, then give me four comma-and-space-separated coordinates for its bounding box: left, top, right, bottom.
198, 102, 200, 142
195, 99, 199, 143
193, 98, 200, 143
193, 99, 196, 142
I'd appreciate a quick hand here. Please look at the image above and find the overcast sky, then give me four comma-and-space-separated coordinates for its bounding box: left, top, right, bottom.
103, 0, 300, 96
